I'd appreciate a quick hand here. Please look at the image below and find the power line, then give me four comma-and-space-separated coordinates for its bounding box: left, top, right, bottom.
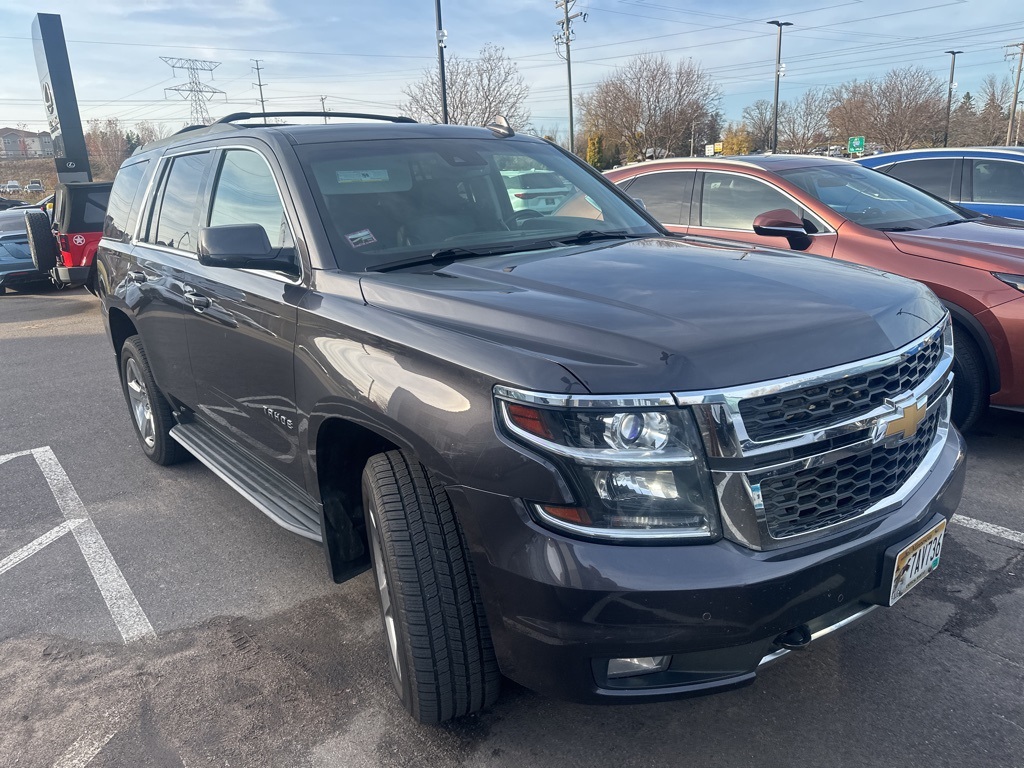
161, 57, 226, 125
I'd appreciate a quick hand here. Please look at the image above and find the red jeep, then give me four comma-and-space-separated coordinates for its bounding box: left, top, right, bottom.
25, 181, 111, 292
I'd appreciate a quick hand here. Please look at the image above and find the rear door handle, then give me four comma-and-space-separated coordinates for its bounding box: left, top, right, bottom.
127, 270, 147, 283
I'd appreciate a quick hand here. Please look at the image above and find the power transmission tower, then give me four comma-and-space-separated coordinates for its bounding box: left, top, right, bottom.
161, 57, 225, 125
554, 0, 586, 153
1007, 43, 1024, 146
252, 59, 267, 123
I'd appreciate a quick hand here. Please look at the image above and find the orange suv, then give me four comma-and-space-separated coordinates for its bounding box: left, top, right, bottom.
607, 155, 1024, 430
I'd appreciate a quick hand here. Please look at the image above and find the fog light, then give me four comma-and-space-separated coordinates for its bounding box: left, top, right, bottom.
607, 655, 671, 679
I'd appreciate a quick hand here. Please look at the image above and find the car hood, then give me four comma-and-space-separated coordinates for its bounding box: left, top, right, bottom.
359, 238, 944, 393
885, 218, 1024, 272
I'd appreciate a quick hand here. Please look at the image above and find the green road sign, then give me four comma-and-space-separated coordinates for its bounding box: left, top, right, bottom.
848, 136, 865, 154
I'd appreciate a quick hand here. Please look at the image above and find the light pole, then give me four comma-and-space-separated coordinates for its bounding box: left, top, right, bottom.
434, 0, 448, 124
943, 50, 962, 147
767, 20, 792, 154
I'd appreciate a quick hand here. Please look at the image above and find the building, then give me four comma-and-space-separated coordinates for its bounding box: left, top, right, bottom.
0, 128, 55, 159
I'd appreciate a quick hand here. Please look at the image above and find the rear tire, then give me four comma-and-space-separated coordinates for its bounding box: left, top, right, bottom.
951, 326, 987, 432
362, 450, 500, 724
24, 210, 58, 273
119, 336, 189, 465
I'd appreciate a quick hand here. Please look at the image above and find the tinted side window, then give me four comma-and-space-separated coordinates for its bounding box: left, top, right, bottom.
208, 150, 295, 250
887, 159, 955, 199
104, 161, 149, 242
152, 153, 211, 252
700, 172, 799, 230
620, 172, 690, 226
971, 159, 1024, 204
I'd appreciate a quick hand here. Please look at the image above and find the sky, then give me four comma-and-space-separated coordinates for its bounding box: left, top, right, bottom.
0, 0, 1022, 138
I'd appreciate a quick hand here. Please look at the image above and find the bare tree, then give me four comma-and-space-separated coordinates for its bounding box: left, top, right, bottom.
778, 89, 830, 153
977, 74, 1012, 145
577, 54, 721, 162
741, 99, 773, 152
865, 66, 945, 151
402, 44, 531, 130
85, 118, 132, 180
826, 80, 871, 145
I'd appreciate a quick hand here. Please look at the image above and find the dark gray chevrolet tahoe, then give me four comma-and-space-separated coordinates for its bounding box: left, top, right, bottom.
96, 112, 966, 724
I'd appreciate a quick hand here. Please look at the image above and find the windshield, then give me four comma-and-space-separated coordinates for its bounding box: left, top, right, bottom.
777, 163, 971, 231
295, 137, 658, 270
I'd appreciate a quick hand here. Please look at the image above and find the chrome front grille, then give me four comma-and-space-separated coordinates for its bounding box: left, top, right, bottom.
759, 410, 940, 539
739, 330, 944, 443
678, 316, 955, 550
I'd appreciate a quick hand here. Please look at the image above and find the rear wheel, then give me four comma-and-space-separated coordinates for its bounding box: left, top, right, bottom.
362, 450, 500, 724
119, 336, 189, 465
951, 326, 988, 432
24, 210, 58, 273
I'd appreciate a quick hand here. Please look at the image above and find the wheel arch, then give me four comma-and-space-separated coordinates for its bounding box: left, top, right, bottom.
942, 300, 999, 394
107, 306, 138, 363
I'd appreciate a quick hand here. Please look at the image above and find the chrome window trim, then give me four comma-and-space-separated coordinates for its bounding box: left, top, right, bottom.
694, 168, 835, 235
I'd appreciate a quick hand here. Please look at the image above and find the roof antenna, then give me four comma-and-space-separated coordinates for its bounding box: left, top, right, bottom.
485, 115, 515, 138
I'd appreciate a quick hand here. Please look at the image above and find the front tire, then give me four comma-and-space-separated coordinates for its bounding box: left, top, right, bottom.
119, 336, 188, 465
362, 450, 500, 724
951, 326, 988, 432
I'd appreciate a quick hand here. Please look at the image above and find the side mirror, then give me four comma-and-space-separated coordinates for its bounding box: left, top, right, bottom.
198, 224, 298, 274
752, 208, 808, 237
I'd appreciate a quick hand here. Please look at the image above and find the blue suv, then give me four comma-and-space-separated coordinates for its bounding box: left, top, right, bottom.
857, 147, 1024, 220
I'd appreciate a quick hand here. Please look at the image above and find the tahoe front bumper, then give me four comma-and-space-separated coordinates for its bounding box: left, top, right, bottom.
449, 425, 966, 704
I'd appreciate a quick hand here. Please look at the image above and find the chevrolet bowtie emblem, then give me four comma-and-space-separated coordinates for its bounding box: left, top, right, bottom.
879, 400, 926, 442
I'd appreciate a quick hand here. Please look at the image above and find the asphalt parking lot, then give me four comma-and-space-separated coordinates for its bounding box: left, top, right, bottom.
1, 286, 1022, 768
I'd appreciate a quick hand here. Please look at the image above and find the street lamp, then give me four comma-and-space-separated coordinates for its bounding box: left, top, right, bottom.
943, 50, 962, 147
767, 20, 793, 154
434, 0, 449, 124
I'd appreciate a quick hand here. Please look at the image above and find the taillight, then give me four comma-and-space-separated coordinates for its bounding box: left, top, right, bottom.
58, 234, 70, 252
514, 192, 526, 198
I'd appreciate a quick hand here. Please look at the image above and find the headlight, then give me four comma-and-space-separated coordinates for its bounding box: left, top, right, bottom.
993, 273, 1024, 293
495, 388, 720, 541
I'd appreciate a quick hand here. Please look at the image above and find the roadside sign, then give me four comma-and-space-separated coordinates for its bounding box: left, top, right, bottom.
714, 142, 724, 154
705, 144, 715, 157
848, 136, 865, 154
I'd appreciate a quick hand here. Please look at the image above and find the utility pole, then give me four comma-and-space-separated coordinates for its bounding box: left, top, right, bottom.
767, 20, 792, 154
943, 50, 962, 147
690, 118, 696, 157
252, 59, 267, 123
1007, 43, 1024, 146
161, 57, 225, 125
320, 95, 329, 124
555, 0, 586, 154
434, 0, 449, 124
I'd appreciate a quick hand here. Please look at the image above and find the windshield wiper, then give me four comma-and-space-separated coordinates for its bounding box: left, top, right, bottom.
927, 219, 970, 229
876, 226, 918, 232
373, 241, 558, 272
555, 229, 648, 246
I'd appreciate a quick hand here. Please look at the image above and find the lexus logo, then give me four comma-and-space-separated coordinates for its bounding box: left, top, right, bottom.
874, 397, 927, 443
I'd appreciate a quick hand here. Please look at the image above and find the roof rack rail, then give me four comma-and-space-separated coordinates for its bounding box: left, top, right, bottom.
213, 111, 416, 125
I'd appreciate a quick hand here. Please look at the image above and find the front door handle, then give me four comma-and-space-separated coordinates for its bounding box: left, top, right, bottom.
127, 270, 148, 283
183, 291, 210, 311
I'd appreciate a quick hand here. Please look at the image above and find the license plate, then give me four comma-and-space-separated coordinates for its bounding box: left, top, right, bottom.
889, 519, 945, 605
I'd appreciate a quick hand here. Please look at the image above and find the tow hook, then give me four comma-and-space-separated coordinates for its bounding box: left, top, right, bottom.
775, 625, 812, 650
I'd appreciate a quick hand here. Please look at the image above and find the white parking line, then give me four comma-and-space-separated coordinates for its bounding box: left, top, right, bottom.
0, 519, 84, 577
0, 447, 155, 644
52, 730, 116, 768
953, 514, 1024, 547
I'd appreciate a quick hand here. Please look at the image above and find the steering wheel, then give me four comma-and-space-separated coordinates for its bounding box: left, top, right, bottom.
505, 209, 544, 228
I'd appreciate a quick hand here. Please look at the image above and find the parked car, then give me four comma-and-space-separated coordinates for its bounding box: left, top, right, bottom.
25, 179, 45, 194
856, 147, 1024, 220
0, 196, 23, 210
606, 155, 1024, 430
24, 182, 111, 291
0, 228, 47, 294
4, 181, 22, 195
97, 113, 963, 724
500, 169, 574, 213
